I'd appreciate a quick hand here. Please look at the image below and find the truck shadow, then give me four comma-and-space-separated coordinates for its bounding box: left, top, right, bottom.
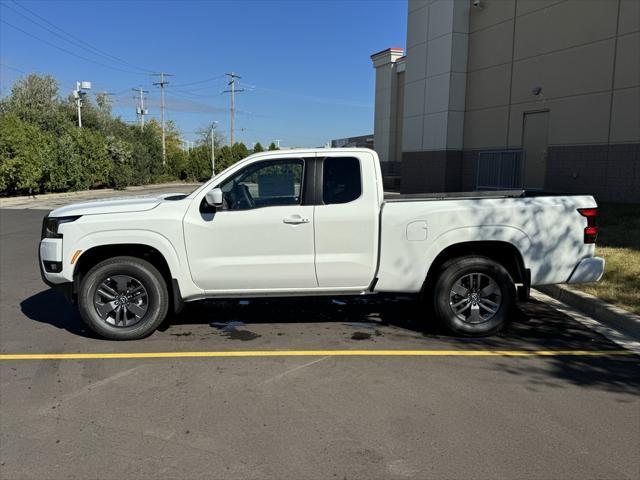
20, 288, 640, 396
163, 294, 436, 337
20, 288, 99, 339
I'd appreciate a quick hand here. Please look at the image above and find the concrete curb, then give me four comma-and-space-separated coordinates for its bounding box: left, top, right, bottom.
536, 285, 640, 340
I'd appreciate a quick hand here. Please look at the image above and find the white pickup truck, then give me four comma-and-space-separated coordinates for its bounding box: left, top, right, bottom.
39, 148, 604, 340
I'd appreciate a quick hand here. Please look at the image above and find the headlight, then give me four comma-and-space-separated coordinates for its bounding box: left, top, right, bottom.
41, 215, 81, 239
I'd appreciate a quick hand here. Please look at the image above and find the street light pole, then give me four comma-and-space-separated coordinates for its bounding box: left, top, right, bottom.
74, 81, 91, 128
76, 91, 82, 128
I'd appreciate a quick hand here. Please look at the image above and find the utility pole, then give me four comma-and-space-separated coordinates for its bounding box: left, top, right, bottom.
224, 72, 244, 146
210, 121, 218, 175
152, 73, 173, 166
133, 87, 149, 130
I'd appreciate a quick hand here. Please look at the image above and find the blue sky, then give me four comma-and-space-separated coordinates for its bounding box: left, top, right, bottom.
0, 0, 407, 147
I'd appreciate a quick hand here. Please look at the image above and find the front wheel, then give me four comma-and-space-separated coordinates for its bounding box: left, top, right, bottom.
78, 256, 169, 340
432, 256, 515, 336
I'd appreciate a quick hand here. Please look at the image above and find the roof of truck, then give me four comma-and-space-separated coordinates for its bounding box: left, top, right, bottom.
247, 147, 376, 160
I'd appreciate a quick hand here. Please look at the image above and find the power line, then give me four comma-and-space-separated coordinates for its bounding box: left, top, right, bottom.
171, 74, 225, 88
0, 19, 149, 75
0, 62, 27, 74
164, 94, 227, 114
4, 0, 154, 74
171, 83, 227, 94
169, 87, 214, 99
110, 87, 135, 96
241, 82, 373, 109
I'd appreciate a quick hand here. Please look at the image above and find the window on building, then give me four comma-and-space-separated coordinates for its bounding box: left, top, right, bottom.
322, 157, 361, 205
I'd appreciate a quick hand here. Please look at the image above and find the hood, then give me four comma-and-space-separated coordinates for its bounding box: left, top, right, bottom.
49, 193, 187, 217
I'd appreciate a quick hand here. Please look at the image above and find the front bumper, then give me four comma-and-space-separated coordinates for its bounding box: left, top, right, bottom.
39, 239, 75, 303
567, 257, 605, 284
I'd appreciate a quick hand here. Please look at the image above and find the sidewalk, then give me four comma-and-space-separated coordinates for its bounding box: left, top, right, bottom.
0, 182, 201, 210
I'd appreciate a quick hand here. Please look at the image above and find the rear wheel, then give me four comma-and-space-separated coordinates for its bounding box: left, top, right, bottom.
432, 256, 515, 336
78, 256, 169, 340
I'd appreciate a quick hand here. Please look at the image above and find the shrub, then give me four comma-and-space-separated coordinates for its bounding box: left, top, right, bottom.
106, 136, 134, 189
0, 113, 48, 194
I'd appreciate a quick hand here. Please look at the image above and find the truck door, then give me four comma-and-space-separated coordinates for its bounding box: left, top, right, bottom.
313, 154, 380, 288
183, 157, 317, 292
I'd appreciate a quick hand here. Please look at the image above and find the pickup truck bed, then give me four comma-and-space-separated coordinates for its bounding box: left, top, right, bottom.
384, 190, 526, 201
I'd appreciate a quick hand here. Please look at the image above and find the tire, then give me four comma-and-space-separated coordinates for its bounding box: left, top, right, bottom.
431, 256, 515, 336
78, 256, 169, 340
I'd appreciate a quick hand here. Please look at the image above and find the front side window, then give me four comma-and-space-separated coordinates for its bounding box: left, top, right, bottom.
322, 157, 361, 205
219, 159, 304, 210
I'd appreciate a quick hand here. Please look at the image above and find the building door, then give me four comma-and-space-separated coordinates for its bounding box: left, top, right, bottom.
522, 111, 549, 190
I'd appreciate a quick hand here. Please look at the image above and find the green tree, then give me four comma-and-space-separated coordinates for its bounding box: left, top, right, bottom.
68, 127, 111, 189
215, 145, 235, 171
0, 113, 49, 193
186, 145, 212, 181
94, 92, 114, 130
106, 135, 134, 189
145, 119, 186, 179
268, 142, 278, 151
95, 92, 112, 116
44, 130, 79, 192
253, 142, 264, 153
231, 142, 249, 162
130, 124, 164, 184
0, 73, 183, 195
195, 123, 225, 150
2, 74, 66, 131
193, 122, 226, 177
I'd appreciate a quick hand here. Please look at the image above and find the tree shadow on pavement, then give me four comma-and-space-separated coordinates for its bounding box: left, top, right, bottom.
166, 295, 640, 396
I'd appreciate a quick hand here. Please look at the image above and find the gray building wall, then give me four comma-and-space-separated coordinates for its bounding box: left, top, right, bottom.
373, 0, 640, 202
401, 0, 470, 193
463, 0, 640, 202
371, 48, 405, 165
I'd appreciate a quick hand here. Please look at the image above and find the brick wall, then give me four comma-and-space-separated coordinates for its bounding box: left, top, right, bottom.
396, 144, 639, 202
400, 151, 463, 194
545, 144, 640, 203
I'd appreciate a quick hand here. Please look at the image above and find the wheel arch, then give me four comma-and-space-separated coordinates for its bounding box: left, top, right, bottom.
73, 243, 183, 313
422, 240, 527, 295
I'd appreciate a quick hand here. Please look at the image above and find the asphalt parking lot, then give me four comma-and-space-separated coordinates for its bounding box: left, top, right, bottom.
1, 207, 639, 480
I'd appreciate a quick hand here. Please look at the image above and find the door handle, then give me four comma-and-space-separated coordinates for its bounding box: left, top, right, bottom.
283, 215, 310, 224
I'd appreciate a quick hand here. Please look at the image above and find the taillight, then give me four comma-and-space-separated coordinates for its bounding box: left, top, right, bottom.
578, 208, 598, 244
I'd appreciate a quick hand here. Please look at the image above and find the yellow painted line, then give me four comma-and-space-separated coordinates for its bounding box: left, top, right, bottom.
0, 349, 635, 361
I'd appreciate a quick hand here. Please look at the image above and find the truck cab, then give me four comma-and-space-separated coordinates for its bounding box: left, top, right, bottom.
182, 149, 382, 294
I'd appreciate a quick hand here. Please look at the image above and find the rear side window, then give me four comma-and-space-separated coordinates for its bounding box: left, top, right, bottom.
322, 157, 361, 204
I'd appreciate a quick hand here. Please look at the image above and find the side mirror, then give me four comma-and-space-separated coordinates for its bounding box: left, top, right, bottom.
205, 188, 223, 207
